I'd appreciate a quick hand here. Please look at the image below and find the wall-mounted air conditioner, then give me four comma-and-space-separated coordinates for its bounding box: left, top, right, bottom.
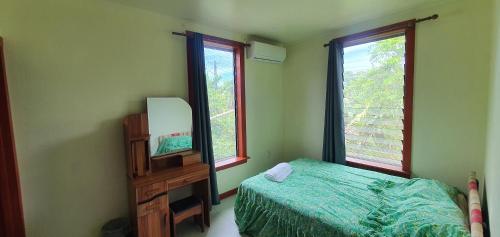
247, 41, 286, 63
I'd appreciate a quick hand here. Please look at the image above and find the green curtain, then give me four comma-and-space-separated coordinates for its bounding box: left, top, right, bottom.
322, 40, 346, 164
187, 32, 220, 205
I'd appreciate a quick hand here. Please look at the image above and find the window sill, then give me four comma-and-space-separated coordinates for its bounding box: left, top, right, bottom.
346, 157, 411, 178
215, 156, 248, 172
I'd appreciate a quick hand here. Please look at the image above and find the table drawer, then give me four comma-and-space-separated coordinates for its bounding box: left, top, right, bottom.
168, 170, 208, 190
137, 181, 167, 203
182, 153, 201, 166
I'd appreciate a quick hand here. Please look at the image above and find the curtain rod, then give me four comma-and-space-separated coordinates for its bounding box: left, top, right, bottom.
323, 14, 439, 47
172, 32, 187, 37
172, 31, 251, 47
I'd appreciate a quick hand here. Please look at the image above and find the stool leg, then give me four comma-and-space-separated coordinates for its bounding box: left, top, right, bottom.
200, 200, 205, 230
195, 214, 204, 232
171, 221, 176, 237
170, 210, 176, 237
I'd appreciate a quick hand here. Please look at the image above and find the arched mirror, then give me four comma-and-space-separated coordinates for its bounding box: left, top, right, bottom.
147, 97, 193, 158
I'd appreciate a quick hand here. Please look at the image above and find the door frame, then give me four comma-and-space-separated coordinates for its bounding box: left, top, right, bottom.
0, 37, 26, 237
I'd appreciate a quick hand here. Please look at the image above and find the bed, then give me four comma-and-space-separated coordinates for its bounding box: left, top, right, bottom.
234, 159, 472, 237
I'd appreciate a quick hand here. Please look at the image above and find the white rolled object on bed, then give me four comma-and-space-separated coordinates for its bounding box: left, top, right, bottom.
264, 163, 293, 182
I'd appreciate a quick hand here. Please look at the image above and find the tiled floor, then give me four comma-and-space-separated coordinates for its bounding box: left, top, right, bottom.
175, 195, 247, 237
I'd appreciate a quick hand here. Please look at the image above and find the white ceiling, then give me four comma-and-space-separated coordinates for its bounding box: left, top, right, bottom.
114, 0, 449, 43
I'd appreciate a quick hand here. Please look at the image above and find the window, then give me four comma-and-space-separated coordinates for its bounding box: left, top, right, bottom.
202, 36, 247, 171
342, 22, 415, 177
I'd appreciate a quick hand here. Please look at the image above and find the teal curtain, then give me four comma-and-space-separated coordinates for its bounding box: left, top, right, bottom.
322, 40, 346, 164
187, 32, 220, 205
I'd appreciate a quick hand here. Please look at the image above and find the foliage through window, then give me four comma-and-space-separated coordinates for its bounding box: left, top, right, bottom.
342, 23, 415, 176
204, 47, 237, 161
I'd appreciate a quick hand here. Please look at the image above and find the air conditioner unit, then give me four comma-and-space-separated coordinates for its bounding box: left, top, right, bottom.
247, 41, 286, 63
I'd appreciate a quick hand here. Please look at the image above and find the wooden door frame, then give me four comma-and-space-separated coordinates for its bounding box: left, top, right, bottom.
0, 37, 26, 237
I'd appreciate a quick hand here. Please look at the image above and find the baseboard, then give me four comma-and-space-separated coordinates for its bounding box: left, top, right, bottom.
219, 188, 238, 200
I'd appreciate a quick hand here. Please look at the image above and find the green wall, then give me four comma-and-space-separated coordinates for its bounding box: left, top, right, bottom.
282, 0, 493, 193
0, 0, 283, 236
1, 0, 497, 236
485, 0, 500, 233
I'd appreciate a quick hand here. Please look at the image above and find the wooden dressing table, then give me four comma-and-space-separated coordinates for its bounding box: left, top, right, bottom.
124, 113, 210, 237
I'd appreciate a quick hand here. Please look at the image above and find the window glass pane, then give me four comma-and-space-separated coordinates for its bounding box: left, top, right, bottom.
204, 47, 237, 161
343, 36, 405, 166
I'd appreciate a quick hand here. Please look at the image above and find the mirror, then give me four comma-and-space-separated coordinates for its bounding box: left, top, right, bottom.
147, 97, 193, 158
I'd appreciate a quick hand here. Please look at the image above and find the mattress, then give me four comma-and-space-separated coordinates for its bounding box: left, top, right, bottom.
234, 158, 470, 237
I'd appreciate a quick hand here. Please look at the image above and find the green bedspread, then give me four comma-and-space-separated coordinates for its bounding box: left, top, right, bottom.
234, 159, 469, 237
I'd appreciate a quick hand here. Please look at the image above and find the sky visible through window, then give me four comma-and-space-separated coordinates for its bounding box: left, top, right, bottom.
204, 47, 237, 161
343, 36, 406, 166
344, 42, 375, 72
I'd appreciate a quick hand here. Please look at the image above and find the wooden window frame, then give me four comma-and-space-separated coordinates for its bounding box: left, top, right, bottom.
339, 20, 416, 178
187, 33, 248, 172
0, 37, 26, 237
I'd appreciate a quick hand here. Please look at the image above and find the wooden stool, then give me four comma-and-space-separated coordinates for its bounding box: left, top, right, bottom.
169, 196, 204, 237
